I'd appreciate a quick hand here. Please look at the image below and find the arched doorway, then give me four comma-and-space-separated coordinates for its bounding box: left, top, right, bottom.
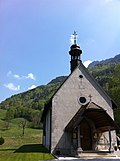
80, 119, 92, 151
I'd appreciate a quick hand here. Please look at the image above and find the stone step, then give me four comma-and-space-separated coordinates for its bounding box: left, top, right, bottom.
77, 152, 118, 158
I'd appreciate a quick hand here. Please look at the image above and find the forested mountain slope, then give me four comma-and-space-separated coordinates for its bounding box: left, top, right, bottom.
0, 76, 67, 128
1, 57, 120, 127
88, 54, 120, 68
89, 63, 120, 123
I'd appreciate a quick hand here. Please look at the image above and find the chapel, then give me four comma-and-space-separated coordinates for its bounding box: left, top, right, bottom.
41, 32, 118, 157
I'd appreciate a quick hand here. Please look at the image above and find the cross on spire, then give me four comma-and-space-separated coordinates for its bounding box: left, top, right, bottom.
73, 31, 77, 44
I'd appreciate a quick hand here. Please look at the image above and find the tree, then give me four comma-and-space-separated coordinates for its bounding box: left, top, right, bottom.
108, 64, 120, 124
4, 106, 15, 129
30, 110, 42, 129
19, 119, 27, 137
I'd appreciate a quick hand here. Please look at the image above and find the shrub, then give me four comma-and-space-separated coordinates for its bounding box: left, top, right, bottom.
0, 137, 4, 145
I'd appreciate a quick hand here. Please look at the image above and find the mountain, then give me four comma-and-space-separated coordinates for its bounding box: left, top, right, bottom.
0, 76, 67, 111
88, 54, 120, 68
48, 76, 67, 84
0, 76, 68, 128
0, 55, 120, 126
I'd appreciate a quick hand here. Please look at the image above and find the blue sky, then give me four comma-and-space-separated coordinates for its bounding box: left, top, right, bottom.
0, 0, 120, 102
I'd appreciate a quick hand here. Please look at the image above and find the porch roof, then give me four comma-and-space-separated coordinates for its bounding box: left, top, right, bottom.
65, 102, 119, 132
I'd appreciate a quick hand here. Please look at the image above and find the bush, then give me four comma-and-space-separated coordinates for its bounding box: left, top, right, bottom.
0, 137, 5, 145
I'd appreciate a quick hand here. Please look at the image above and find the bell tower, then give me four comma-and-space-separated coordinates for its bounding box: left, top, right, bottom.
69, 31, 82, 73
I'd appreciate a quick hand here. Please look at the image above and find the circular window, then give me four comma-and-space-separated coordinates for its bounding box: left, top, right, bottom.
79, 97, 86, 104
79, 75, 83, 78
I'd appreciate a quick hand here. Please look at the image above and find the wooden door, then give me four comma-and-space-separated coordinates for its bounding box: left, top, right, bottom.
80, 120, 92, 151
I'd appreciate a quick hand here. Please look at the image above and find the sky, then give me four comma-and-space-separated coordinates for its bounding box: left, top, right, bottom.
0, 0, 120, 102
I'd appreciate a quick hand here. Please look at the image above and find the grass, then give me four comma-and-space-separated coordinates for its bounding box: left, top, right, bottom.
0, 111, 55, 161
0, 137, 54, 161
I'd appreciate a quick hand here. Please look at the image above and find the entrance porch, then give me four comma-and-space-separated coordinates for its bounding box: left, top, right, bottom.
65, 102, 118, 157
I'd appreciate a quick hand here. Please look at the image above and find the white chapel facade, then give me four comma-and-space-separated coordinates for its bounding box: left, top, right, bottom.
41, 32, 118, 157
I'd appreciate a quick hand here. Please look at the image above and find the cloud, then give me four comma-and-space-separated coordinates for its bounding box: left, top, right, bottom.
25, 73, 36, 80
13, 74, 21, 79
7, 71, 21, 79
28, 85, 37, 90
83, 60, 92, 68
7, 71, 36, 80
4, 83, 20, 91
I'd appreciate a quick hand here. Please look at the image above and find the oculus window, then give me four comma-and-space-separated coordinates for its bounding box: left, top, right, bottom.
79, 97, 86, 104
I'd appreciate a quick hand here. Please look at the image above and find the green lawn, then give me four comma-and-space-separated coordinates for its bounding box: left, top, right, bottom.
0, 111, 55, 161
0, 137, 54, 161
